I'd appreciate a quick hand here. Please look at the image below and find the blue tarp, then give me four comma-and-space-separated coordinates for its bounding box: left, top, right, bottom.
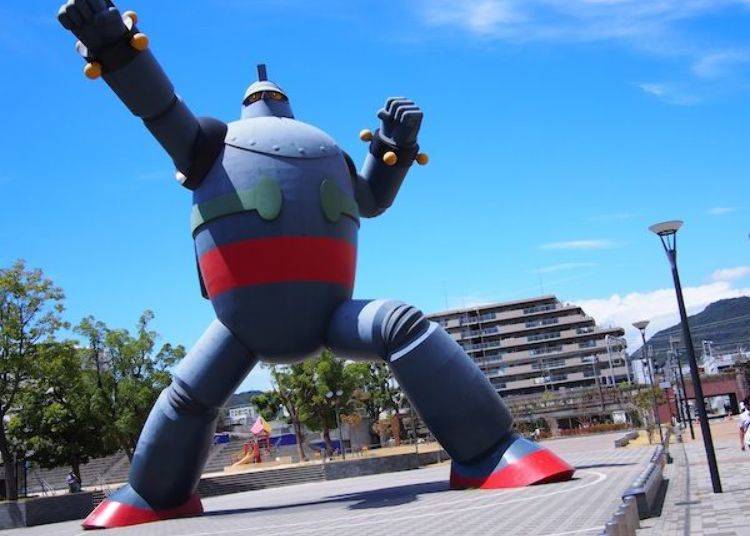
213, 432, 230, 445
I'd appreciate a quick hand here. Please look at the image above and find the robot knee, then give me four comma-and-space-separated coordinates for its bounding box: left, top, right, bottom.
164, 379, 215, 416
378, 302, 430, 356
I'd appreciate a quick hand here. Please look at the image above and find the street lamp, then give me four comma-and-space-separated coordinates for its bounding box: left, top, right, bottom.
632, 320, 663, 443
325, 389, 346, 460
605, 335, 616, 386
672, 342, 696, 440
649, 219, 722, 493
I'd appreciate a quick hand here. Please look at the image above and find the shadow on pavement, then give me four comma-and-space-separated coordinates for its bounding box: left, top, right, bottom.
204, 480, 450, 517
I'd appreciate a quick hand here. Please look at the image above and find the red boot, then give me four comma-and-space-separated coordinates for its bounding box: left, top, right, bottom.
450, 434, 574, 489
82, 488, 203, 529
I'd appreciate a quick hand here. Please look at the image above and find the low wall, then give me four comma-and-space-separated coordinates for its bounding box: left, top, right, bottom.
0, 492, 93, 529
323, 449, 448, 481
614, 430, 640, 448
600, 429, 672, 535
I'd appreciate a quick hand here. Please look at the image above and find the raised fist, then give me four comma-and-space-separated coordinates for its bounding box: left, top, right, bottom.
57, 0, 129, 55
377, 97, 423, 147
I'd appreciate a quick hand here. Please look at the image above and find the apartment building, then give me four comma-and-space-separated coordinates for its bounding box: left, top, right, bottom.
428, 295, 628, 398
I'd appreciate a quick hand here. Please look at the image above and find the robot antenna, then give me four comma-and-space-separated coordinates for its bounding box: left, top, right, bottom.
257, 64, 267, 81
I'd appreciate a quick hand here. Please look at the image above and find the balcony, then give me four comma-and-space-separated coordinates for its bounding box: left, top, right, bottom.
522, 303, 559, 315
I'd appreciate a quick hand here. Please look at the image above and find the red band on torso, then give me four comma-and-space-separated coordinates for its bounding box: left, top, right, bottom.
198, 236, 357, 298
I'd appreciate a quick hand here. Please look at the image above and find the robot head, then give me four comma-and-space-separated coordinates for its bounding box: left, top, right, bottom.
241, 64, 294, 119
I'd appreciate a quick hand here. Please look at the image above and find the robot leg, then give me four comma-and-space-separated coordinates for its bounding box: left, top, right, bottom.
83, 319, 257, 529
327, 299, 574, 489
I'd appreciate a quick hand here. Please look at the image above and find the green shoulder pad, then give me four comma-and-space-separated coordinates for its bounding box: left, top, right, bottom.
320, 179, 359, 223
190, 177, 282, 234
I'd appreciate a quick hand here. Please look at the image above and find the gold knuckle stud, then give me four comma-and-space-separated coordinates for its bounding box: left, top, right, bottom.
382, 151, 398, 166
416, 153, 429, 166
359, 129, 373, 142
122, 10, 138, 28
84, 62, 102, 80
130, 32, 149, 51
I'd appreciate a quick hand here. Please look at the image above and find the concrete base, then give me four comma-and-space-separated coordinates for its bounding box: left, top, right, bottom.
0, 492, 93, 529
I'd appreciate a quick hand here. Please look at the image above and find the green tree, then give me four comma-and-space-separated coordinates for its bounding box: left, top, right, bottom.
8, 342, 108, 485
298, 351, 358, 456
349, 362, 400, 446
252, 391, 283, 422
268, 364, 315, 462
632, 387, 666, 444
75, 311, 185, 460
0, 260, 66, 500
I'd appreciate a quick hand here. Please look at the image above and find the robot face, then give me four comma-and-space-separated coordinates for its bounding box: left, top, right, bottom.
241, 65, 294, 120
243, 90, 288, 105
240, 95, 294, 120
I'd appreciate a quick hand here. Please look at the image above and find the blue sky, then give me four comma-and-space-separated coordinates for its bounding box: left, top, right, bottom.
2, 0, 749, 391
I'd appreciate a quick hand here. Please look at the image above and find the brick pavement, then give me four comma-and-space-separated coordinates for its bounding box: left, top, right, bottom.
639, 419, 750, 536
1, 432, 653, 536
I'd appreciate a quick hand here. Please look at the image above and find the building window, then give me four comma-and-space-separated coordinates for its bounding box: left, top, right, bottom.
527, 317, 560, 328
528, 332, 560, 342
579, 340, 597, 349
530, 345, 563, 356
522, 303, 557, 315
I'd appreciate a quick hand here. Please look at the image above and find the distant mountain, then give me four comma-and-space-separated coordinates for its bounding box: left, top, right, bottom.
224, 390, 263, 408
631, 296, 750, 368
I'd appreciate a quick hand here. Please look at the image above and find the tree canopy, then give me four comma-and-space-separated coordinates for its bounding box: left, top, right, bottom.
0, 260, 66, 499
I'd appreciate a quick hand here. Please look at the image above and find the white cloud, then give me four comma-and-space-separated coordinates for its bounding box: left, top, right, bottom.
417, 0, 750, 99
539, 239, 617, 250
577, 280, 750, 350
425, 0, 525, 36
637, 82, 700, 105
534, 262, 598, 274
707, 206, 737, 215
419, 1, 747, 46
692, 50, 750, 79
712, 266, 750, 282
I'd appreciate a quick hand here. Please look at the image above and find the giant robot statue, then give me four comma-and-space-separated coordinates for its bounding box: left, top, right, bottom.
58, 0, 574, 529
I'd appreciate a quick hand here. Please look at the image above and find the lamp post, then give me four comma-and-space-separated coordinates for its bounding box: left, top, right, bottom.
649, 220, 722, 493
633, 320, 663, 443
668, 351, 683, 425
605, 335, 616, 386
670, 335, 695, 439
326, 389, 345, 460
675, 350, 695, 439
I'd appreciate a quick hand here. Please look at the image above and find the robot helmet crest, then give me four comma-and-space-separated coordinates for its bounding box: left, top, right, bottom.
241, 64, 294, 119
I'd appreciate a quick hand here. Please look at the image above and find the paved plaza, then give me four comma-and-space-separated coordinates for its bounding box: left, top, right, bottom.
4, 433, 654, 536
639, 419, 750, 536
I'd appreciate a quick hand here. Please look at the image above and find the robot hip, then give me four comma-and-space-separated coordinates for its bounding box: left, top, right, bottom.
209, 281, 353, 362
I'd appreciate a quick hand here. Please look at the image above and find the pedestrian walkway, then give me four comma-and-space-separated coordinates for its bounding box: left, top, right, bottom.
2, 432, 652, 536
639, 419, 750, 536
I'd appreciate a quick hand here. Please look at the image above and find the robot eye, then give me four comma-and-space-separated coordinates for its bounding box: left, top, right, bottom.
244, 92, 263, 105
268, 91, 284, 101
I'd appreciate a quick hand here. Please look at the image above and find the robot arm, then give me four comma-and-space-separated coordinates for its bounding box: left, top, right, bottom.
57, 0, 225, 189
352, 98, 428, 217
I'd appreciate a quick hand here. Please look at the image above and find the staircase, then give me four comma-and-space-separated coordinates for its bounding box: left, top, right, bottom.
197, 463, 325, 498
202, 438, 249, 474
